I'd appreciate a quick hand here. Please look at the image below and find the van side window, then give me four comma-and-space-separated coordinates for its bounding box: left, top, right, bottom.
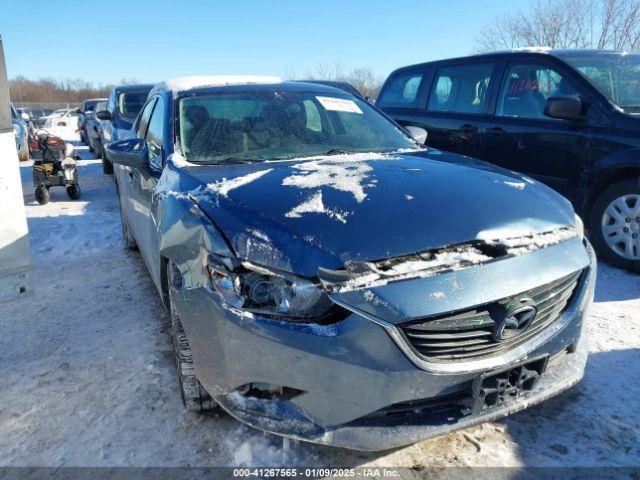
377, 71, 424, 107
427, 63, 494, 114
496, 63, 579, 119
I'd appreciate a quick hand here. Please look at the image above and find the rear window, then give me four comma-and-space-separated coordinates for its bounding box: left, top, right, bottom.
427, 63, 494, 114
377, 71, 424, 107
117, 91, 149, 119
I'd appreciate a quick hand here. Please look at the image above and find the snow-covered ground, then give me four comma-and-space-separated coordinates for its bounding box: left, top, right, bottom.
0, 145, 638, 468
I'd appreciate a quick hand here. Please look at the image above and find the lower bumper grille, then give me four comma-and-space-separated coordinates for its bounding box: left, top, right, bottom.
399, 270, 583, 362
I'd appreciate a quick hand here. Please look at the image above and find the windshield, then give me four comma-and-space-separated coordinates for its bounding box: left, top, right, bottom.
178, 89, 417, 164
117, 91, 148, 119
83, 100, 99, 112
562, 53, 640, 113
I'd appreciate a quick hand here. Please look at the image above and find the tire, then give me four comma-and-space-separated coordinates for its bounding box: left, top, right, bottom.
167, 262, 218, 412
94, 139, 102, 159
66, 184, 81, 200
35, 185, 49, 205
102, 145, 113, 174
589, 178, 640, 272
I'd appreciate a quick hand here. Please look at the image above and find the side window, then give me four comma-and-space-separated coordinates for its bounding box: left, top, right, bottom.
303, 99, 322, 132
145, 97, 165, 166
377, 71, 424, 107
427, 63, 494, 114
135, 99, 156, 138
496, 63, 580, 119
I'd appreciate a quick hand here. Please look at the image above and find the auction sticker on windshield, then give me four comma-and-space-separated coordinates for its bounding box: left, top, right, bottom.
316, 96, 363, 114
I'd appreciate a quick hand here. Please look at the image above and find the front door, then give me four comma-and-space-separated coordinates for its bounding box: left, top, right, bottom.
129, 96, 166, 287
482, 60, 599, 207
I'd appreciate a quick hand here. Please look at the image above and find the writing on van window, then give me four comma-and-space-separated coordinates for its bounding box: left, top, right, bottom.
497, 64, 578, 119
507, 73, 563, 97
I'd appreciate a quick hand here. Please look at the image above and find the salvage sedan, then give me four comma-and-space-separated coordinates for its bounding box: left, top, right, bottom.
107, 76, 596, 451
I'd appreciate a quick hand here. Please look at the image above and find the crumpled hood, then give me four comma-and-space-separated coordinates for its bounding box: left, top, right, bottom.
173, 151, 574, 277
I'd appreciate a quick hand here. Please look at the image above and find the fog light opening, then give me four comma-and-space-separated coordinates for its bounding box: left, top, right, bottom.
237, 383, 304, 401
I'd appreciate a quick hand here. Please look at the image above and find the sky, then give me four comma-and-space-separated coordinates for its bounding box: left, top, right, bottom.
0, 0, 532, 84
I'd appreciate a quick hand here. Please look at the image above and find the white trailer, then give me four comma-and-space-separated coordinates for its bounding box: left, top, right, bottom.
0, 36, 32, 302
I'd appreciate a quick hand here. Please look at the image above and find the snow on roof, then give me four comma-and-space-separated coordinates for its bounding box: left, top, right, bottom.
160, 75, 283, 93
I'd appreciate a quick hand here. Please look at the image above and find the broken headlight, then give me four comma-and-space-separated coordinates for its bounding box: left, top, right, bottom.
205, 258, 337, 321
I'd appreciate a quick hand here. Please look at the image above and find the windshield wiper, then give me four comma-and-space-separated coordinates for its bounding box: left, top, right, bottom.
320, 149, 357, 156
217, 157, 264, 165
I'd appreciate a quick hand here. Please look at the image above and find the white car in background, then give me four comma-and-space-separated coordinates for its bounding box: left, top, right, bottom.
39, 108, 81, 142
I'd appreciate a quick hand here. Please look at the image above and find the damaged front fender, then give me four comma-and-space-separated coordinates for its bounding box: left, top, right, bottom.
155, 188, 238, 293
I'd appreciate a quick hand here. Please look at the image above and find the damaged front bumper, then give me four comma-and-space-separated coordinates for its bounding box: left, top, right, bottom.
173, 240, 596, 451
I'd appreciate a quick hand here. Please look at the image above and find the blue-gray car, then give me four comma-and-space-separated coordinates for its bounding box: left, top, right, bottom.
96, 83, 153, 174
106, 76, 595, 451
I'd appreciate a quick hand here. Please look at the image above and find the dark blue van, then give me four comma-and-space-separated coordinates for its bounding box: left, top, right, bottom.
377, 49, 640, 271
96, 83, 153, 174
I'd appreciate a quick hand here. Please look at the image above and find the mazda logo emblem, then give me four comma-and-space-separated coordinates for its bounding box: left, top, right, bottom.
493, 301, 537, 342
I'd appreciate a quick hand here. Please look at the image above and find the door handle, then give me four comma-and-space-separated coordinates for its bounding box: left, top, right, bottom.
459, 124, 478, 134
487, 127, 506, 137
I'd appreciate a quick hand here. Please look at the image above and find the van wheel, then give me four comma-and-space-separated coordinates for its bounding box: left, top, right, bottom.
167, 262, 218, 412
589, 178, 640, 272
35, 185, 49, 205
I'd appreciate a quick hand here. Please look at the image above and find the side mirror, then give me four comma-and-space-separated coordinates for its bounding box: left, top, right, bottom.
96, 110, 112, 121
544, 95, 585, 121
405, 125, 428, 145
107, 138, 149, 169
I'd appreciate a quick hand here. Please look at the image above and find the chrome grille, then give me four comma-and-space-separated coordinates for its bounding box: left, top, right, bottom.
399, 270, 583, 362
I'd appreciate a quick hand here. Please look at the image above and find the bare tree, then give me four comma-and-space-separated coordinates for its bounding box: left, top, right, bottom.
293, 61, 383, 98
8, 75, 114, 104
476, 0, 640, 52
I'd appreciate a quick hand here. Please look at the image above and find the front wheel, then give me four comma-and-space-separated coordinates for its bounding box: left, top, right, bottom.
66, 184, 81, 200
35, 185, 49, 205
167, 262, 218, 412
589, 178, 640, 272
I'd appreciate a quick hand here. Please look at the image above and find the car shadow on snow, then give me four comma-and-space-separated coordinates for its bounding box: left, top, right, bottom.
594, 263, 640, 302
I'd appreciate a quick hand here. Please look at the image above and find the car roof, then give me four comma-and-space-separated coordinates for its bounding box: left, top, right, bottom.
113, 83, 154, 94
149, 76, 358, 97
150, 75, 282, 96
392, 48, 630, 72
